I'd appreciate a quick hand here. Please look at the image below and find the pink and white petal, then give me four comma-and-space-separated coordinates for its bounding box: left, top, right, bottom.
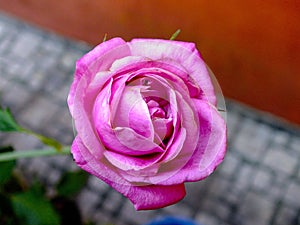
71, 135, 127, 186
144, 91, 199, 185
68, 38, 130, 112
128, 39, 216, 105
162, 100, 226, 184
103, 150, 161, 172
112, 127, 164, 155
72, 76, 106, 159
152, 118, 173, 142
188, 99, 227, 180
92, 82, 163, 155
76, 38, 129, 80
72, 135, 186, 211
127, 183, 186, 210
110, 55, 150, 72
113, 85, 154, 139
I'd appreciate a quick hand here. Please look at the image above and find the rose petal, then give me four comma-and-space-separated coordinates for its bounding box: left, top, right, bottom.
128, 183, 186, 210
152, 118, 173, 143
68, 37, 130, 114
103, 149, 161, 172
71, 135, 186, 210
71, 76, 106, 158
113, 85, 154, 139
128, 39, 216, 105
160, 100, 227, 184
93, 81, 164, 155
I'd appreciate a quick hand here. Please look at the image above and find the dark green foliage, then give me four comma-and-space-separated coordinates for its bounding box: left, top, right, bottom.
11, 187, 60, 225
0, 146, 16, 185
0, 108, 23, 132
57, 170, 89, 198
0, 145, 89, 224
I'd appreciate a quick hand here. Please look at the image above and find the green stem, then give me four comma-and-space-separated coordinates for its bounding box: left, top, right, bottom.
21, 128, 63, 151
0, 146, 70, 162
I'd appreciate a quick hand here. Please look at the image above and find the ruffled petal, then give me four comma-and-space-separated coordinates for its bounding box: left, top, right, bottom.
162, 100, 226, 183
92, 80, 164, 155
128, 39, 216, 105
128, 183, 186, 210
71, 135, 186, 211
113, 85, 154, 139
68, 38, 130, 114
71, 76, 105, 158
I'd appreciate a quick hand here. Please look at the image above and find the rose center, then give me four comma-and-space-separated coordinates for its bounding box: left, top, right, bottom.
144, 97, 169, 119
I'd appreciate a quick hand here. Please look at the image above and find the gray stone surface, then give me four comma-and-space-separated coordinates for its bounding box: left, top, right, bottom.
0, 11, 300, 225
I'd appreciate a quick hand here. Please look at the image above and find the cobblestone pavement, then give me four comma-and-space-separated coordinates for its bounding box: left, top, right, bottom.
1, 12, 300, 225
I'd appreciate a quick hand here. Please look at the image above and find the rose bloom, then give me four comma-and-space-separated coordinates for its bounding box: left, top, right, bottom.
68, 38, 226, 210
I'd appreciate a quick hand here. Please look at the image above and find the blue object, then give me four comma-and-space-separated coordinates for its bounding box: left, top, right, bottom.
145, 216, 200, 225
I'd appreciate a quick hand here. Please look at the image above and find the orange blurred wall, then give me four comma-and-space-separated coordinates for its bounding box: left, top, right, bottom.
0, 0, 299, 124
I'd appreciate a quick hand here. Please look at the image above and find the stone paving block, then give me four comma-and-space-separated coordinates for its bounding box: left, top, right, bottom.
45, 167, 61, 185
26, 71, 47, 90
3, 132, 41, 150
2, 82, 31, 109
226, 110, 240, 140
6, 59, 36, 81
102, 189, 124, 212
183, 179, 211, 208
218, 153, 239, 177
92, 211, 113, 225
195, 212, 222, 225
206, 176, 231, 199
11, 31, 42, 59
60, 50, 84, 69
235, 163, 254, 192
233, 120, 268, 162
201, 199, 230, 222
273, 130, 290, 146
284, 181, 300, 207
263, 147, 298, 174
88, 176, 110, 193
20, 96, 59, 129
253, 169, 273, 192
163, 202, 193, 218
39, 37, 65, 57
0, 36, 13, 53
51, 84, 71, 103
120, 200, 155, 225
43, 69, 69, 93
77, 189, 100, 219
0, 74, 10, 92
275, 205, 298, 225
0, 20, 6, 38
290, 137, 300, 153
239, 191, 274, 225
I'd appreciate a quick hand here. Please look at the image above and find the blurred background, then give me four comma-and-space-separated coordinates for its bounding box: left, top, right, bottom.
0, 1, 300, 225
1, 0, 299, 124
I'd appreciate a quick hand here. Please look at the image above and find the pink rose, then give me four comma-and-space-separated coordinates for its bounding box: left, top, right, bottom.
68, 38, 226, 210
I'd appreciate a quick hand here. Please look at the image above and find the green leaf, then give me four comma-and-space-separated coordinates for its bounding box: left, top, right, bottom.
0, 193, 20, 225
57, 170, 89, 198
0, 108, 23, 132
0, 146, 16, 185
11, 189, 60, 225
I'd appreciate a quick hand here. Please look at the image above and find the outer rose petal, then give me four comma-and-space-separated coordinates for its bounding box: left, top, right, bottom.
71, 136, 186, 210
162, 100, 227, 184
128, 39, 216, 105
68, 37, 129, 116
